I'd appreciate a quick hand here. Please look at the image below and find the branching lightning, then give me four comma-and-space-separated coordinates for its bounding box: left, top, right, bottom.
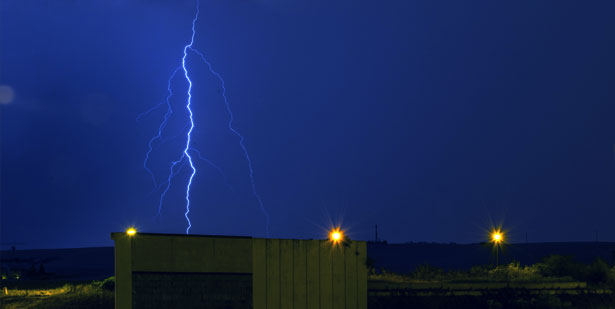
140, 67, 180, 190
189, 47, 270, 235
140, 0, 269, 235
175, 0, 200, 235
189, 148, 230, 187
152, 1, 199, 234
158, 159, 186, 215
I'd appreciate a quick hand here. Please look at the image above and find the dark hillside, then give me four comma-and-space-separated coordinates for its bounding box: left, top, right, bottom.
1, 247, 114, 281
368, 242, 615, 273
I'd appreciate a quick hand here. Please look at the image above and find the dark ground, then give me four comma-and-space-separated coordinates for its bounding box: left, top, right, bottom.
368, 291, 615, 309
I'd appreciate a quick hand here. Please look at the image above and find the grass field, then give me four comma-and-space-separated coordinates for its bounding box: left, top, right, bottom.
0, 278, 114, 309
1, 250, 613, 308
367, 259, 615, 308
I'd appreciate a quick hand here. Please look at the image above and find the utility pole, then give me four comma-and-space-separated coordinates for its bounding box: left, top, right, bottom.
374, 224, 379, 242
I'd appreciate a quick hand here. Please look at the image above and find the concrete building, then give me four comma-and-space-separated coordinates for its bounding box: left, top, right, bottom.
111, 232, 367, 308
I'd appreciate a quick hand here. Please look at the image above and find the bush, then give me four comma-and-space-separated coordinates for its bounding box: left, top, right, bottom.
469, 265, 490, 277
100, 276, 115, 291
369, 257, 614, 285
537, 255, 613, 284
585, 259, 610, 283
91, 276, 115, 291
489, 262, 543, 282
537, 255, 579, 279
412, 264, 444, 281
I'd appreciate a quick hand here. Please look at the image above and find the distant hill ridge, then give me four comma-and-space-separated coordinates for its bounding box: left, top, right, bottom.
368, 241, 615, 273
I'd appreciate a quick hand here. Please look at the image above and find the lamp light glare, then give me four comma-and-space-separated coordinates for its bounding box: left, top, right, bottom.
329, 228, 344, 244
332, 232, 341, 241
126, 228, 137, 236
492, 232, 502, 242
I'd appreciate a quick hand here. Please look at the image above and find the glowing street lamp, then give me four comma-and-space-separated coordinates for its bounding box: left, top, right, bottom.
491, 229, 504, 266
331, 231, 341, 241
126, 228, 137, 236
329, 228, 344, 245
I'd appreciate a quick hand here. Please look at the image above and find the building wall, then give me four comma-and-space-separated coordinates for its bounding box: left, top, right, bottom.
252, 239, 367, 309
113, 233, 132, 309
132, 272, 252, 309
111, 233, 367, 309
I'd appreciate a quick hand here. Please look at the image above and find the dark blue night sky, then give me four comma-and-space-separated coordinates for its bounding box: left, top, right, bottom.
2, 0, 615, 249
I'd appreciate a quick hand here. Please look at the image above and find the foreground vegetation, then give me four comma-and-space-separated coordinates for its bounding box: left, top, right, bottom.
0, 277, 114, 309
369, 254, 615, 285
2, 255, 613, 308
369, 255, 615, 308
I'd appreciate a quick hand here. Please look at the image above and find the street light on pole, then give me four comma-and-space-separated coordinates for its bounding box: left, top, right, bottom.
491, 230, 504, 266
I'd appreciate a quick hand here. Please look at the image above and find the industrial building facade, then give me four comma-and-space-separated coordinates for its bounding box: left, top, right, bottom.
111, 232, 367, 308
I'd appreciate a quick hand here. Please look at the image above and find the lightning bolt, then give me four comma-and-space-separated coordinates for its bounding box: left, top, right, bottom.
175, 0, 200, 235
140, 0, 270, 236
189, 47, 270, 235
155, 0, 199, 234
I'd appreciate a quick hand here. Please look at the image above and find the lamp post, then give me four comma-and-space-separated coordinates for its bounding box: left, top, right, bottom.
492, 231, 503, 266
